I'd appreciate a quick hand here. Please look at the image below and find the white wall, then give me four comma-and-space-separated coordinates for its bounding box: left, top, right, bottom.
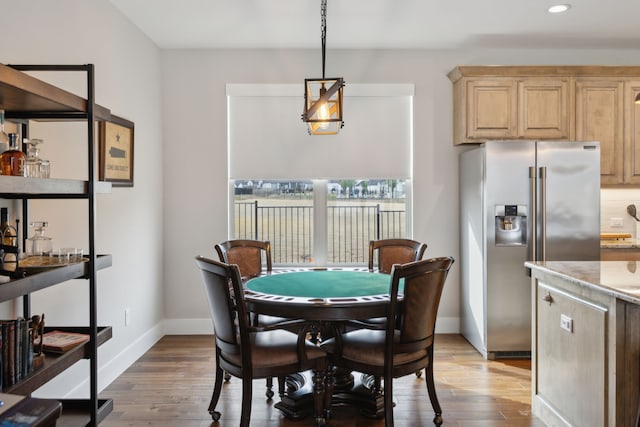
602, 188, 640, 236
0, 0, 164, 396
162, 47, 640, 335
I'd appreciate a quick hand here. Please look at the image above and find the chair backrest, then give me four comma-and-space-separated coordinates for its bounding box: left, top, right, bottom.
194, 256, 251, 367
387, 256, 454, 356
369, 238, 427, 274
215, 239, 272, 279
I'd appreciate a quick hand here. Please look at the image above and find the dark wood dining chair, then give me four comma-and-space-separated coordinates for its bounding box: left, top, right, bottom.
214, 239, 272, 281
194, 256, 327, 427
367, 238, 428, 377
215, 239, 285, 396
321, 256, 455, 427
215, 239, 296, 330
368, 238, 427, 273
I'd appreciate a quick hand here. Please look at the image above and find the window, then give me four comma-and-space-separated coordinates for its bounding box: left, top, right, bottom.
232, 179, 409, 265
227, 83, 414, 266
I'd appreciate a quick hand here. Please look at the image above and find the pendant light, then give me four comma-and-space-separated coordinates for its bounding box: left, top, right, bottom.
302, 0, 344, 135
635, 92, 640, 104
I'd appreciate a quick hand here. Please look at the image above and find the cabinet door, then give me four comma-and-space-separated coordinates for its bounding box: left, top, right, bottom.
518, 79, 571, 139
466, 79, 517, 139
536, 283, 607, 427
625, 81, 640, 185
600, 248, 640, 261
576, 79, 624, 185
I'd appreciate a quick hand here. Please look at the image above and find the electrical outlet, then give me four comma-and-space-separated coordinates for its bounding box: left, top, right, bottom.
560, 314, 573, 333
124, 308, 131, 327
610, 217, 624, 227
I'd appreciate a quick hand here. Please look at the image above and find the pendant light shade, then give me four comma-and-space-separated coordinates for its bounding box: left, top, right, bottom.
303, 77, 344, 135
302, 0, 345, 135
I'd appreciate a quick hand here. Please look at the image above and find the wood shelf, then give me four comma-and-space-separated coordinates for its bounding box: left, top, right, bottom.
0, 63, 111, 121
56, 399, 113, 427
0, 63, 114, 425
0, 254, 112, 301
4, 326, 112, 395
0, 176, 111, 198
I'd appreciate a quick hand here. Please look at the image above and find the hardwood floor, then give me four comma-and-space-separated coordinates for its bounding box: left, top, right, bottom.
100, 334, 545, 426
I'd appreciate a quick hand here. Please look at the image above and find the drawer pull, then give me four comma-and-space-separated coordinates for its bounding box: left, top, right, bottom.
542, 293, 553, 305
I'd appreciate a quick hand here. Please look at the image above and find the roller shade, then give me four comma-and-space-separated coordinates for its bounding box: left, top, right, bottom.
227, 84, 413, 180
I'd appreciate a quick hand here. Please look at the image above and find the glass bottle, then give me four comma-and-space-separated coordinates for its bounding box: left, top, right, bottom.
0, 133, 25, 176
26, 221, 52, 257
0, 110, 9, 154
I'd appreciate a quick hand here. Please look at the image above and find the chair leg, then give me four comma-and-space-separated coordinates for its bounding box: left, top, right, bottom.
208, 363, 224, 421
425, 362, 443, 426
266, 377, 274, 399
240, 375, 253, 427
383, 376, 394, 427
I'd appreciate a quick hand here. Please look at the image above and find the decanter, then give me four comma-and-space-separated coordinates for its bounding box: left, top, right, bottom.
24, 138, 43, 178
26, 221, 53, 256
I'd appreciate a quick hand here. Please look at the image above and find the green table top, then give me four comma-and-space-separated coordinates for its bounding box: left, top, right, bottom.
246, 270, 396, 298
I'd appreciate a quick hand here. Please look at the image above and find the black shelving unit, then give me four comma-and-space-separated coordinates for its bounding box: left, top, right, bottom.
0, 63, 114, 426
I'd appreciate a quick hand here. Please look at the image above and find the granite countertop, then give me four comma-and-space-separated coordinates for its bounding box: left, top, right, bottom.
525, 260, 640, 305
601, 238, 640, 249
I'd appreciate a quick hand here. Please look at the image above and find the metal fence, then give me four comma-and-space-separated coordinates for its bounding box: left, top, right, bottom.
234, 201, 406, 264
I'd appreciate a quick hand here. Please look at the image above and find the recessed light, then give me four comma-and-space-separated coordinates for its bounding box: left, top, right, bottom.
548, 4, 571, 13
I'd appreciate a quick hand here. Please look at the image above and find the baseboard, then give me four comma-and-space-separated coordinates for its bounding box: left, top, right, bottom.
96, 323, 166, 392
33, 322, 165, 398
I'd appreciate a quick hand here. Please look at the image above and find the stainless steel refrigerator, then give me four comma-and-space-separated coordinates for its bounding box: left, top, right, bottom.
459, 140, 600, 359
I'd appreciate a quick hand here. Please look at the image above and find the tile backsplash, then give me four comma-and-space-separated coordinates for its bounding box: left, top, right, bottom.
601, 188, 640, 237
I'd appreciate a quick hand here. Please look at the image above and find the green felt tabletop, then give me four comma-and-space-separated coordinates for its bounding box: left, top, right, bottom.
246, 270, 396, 298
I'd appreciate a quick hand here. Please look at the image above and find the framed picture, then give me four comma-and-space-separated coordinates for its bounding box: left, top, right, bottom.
99, 115, 134, 187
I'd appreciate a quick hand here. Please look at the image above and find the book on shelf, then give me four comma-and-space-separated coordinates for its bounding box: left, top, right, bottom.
42, 330, 89, 354
0, 318, 34, 388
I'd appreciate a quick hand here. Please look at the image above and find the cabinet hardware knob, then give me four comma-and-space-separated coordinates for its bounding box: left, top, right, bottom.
542, 293, 553, 304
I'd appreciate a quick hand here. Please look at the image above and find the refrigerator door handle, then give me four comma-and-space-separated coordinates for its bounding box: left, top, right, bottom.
539, 166, 547, 261
529, 166, 537, 261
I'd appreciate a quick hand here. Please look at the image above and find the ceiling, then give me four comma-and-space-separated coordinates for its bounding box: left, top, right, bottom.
109, 0, 640, 50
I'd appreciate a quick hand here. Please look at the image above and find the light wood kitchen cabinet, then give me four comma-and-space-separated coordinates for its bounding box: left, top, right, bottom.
449, 66, 640, 186
518, 79, 571, 139
575, 78, 640, 186
465, 79, 517, 140
449, 67, 570, 143
575, 78, 625, 185
626, 81, 640, 184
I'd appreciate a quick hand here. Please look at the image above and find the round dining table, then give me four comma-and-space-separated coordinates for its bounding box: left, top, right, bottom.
245, 268, 396, 321
244, 268, 397, 420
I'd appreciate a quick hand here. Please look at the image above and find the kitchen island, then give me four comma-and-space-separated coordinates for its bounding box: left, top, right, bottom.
525, 261, 640, 427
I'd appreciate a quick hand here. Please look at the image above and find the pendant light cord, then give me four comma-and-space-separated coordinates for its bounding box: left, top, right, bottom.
321, 0, 327, 79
